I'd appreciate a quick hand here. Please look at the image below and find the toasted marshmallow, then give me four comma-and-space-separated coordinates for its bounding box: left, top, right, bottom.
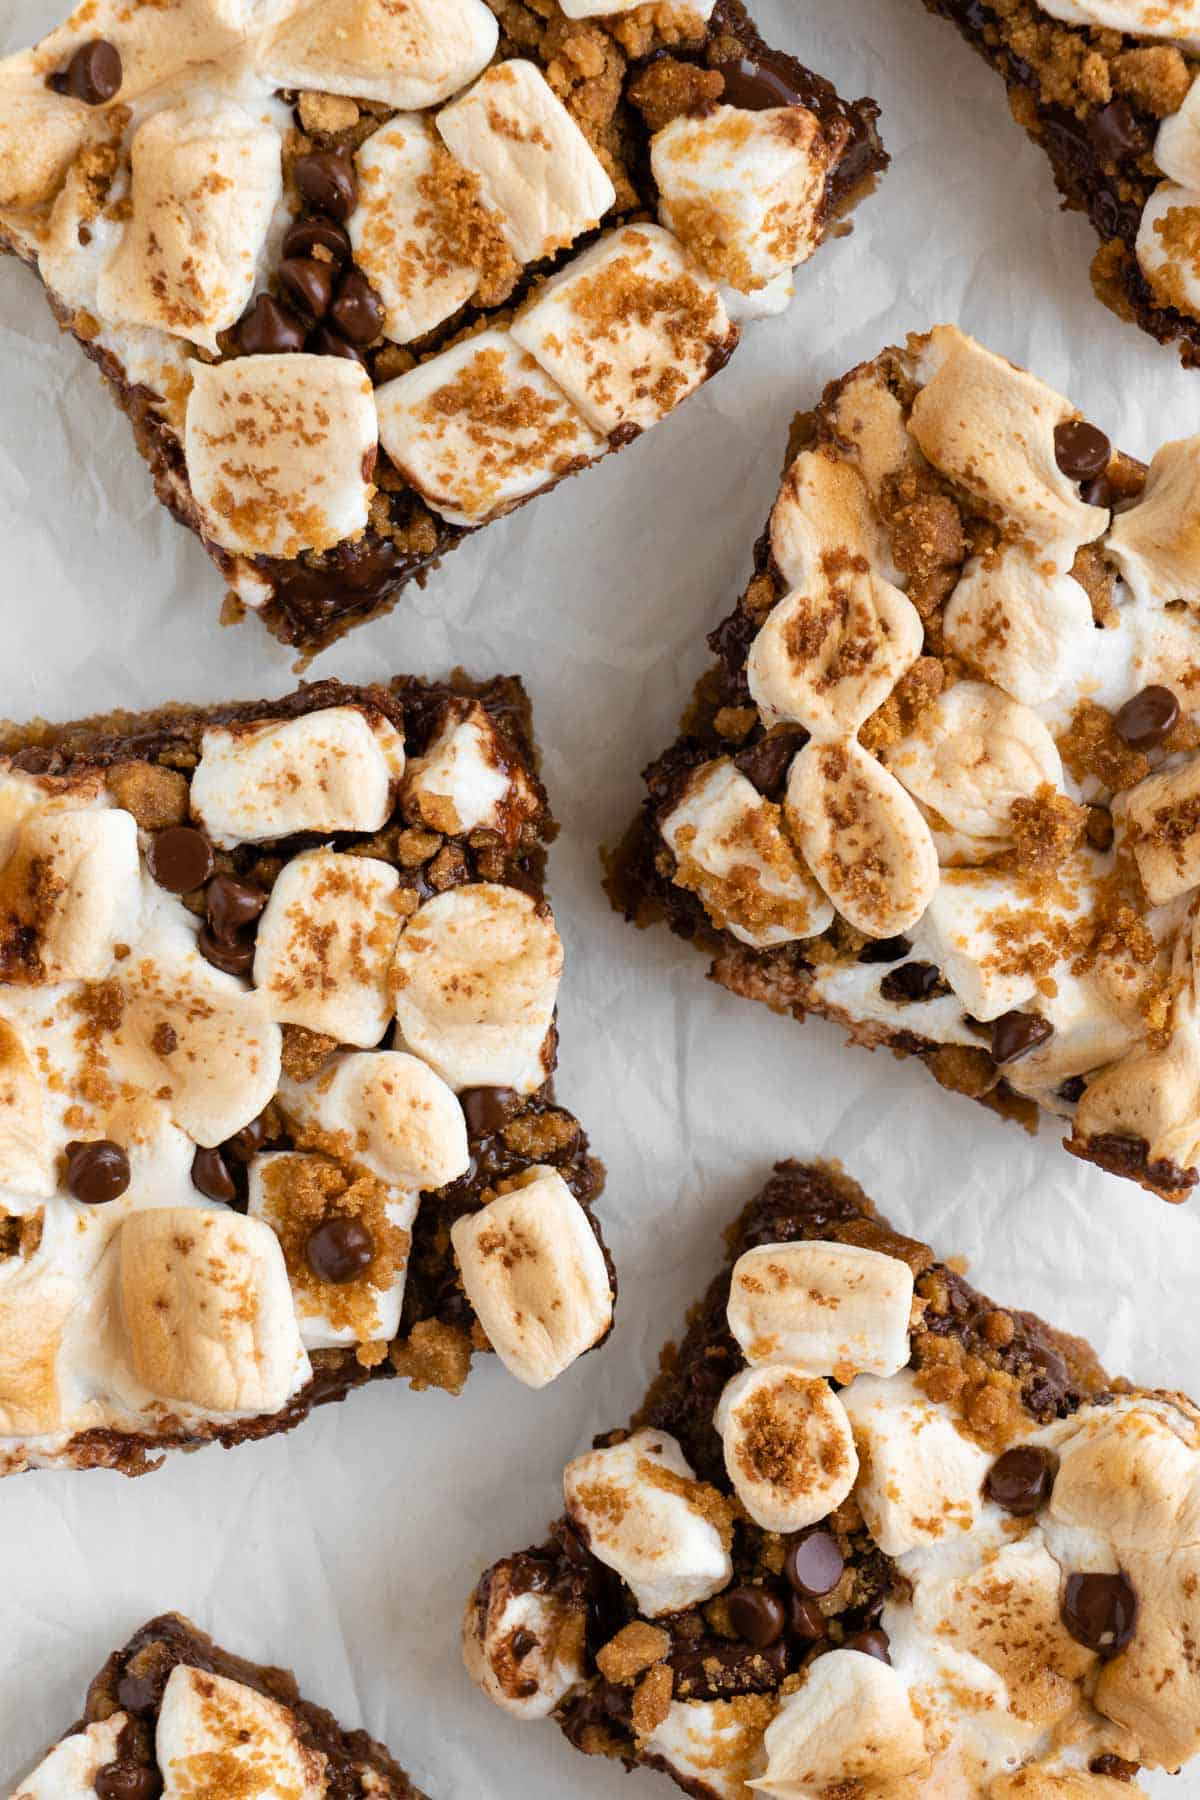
727, 1240, 913, 1377
0, 805, 141, 985
823, 367, 923, 506
841, 1372, 993, 1556
752, 1649, 929, 1797
0, 1213, 90, 1435
463, 1556, 587, 1720
511, 224, 736, 435
716, 1363, 858, 1532
1094, 1545, 1200, 1769
185, 356, 377, 560
644, 1700, 768, 1800
190, 706, 403, 848
1136, 185, 1200, 322
563, 1429, 732, 1616
1036, 0, 1200, 43
1109, 436, 1200, 607
1051, 1399, 1200, 1553
991, 1769, 1135, 1798
119, 1207, 309, 1416
0, 80, 94, 211
375, 328, 603, 528
1156, 79, 1200, 190
97, 100, 281, 352
917, 867, 1058, 1021
652, 104, 830, 303
156, 1664, 327, 1800
888, 681, 1065, 861
1073, 1004, 1200, 1178
943, 547, 1095, 708
283, 1050, 469, 1191
661, 759, 832, 949
452, 1168, 612, 1387
258, 0, 498, 111
437, 60, 615, 266
390, 883, 562, 1093
11, 1715, 129, 1800
403, 699, 537, 840
351, 117, 479, 345
254, 849, 401, 1047
23, 0, 247, 105
1123, 755, 1200, 905
784, 739, 939, 938
0, 1018, 51, 1197
768, 449, 888, 591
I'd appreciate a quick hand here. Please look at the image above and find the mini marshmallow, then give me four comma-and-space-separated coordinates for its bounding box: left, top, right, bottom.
0, 80, 95, 210
1137, 184, 1200, 321
452, 1168, 612, 1387
1109, 435, 1200, 607
917, 867, 1062, 1021
823, 367, 922, 505
511, 224, 736, 435
23, 0, 247, 105
462, 1556, 587, 1720
644, 1701, 768, 1800
156, 1664, 327, 1800
784, 739, 939, 938
11, 1715, 129, 1800
1036, 0, 1200, 44
1157, 80, 1200, 190
563, 1429, 732, 1617
96, 98, 281, 351
258, 0, 498, 112
1094, 1545, 1200, 1769
661, 759, 832, 949
0, 805, 141, 985
375, 328, 603, 528
254, 849, 401, 1047
118, 1207, 310, 1416
403, 699, 536, 839
185, 355, 377, 560
190, 706, 403, 848
0, 1230, 86, 1435
840, 1372, 993, 1556
390, 883, 562, 1093
1123, 756, 1200, 906
0, 1017, 51, 1198
727, 1240, 913, 1377
943, 547, 1096, 708
437, 61, 615, 266
1050, 1400, 1200, 1553
768, 449, 890, 592
283, 1050, 470, 1191
351, 116, 479, 345
716, 1362, 858, 1532
751, 1649, 929, 1797
1073, 1005, 1200, 1179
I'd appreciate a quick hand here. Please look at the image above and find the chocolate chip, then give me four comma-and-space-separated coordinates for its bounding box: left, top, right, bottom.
1061, 1571, 1138, 1656
984, 1444, 1059, 1516
236, 293, 307, 356
1058, 1075, 1087, 1105
278, 256, 336, 320
879, 960, 940, 1003
1053, 420, 1111, 482
306, 1215, 374, 1283
857, 935, 912, 965
785, 1531, 844, 1597
1113, 684, 1180, 749
1089, 98, 1145, 159
990, 1010, 1053, 1065
294, 150, 358, 221
1080, 474, 1113, 510
206, 874, 268, 942
786, 1594, 826, 1641
712, 54, 803, 111
191, 1145, 237, 1202
733, 729, 807, 799
844, 1628, 891, 1664
146, 826, 214, 894
95, 1764, 163, 1800
282, 216, 352, 264
224, 1114, 269, 1163
66, 1139, 130, 1203
726, 1585, 785, 1647
311, 324, 369, 367
329, 269, 384, 345
198, 924, 255, 976
460, 1086, 521, 1138
50, 38, 122, 104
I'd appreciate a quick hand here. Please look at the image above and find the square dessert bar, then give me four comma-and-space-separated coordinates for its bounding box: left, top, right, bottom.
0, 673, 612, 1477
465, 1160, 1200, 1796
0, 0, 886, 652
611, 324, 1200, 1202
10, 1612, 426, 1799
922, 0, 1200, 364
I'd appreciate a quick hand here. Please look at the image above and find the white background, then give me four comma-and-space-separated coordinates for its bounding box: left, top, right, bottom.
2, 0, 1199, 1791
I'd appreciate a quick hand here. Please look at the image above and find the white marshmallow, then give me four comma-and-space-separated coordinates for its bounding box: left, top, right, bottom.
452, 1168, 612, 1387
1108, 435, 1200, 607
1094, 1543, 1200, 1769
943, 546, 1096, 708
917, 867, 1064, 1021
11, 1716, 129, 1800
660, 759, 832, 949
1137, 183, 1200, 321
462, 1556, 587, 1720
644, 1700, 768, 1800
1122, 755, 1200, 905
0, 1203, 95, 1437
21, 0, 247, 106
727, 1240, 913, 1378
1157, 79, 1200, 190
437, 60, 615, 266
403, 699, 537, 839
563, 1429, 732, 1617
0, 805, 141, 985
752, 1649, 929, 1797
0, 79, 95, 211
768, 448, 890, 592
190, 706, 403, 848
716, 1363, 858, 1532
351, 116, 479, 345
999, 968, 1141, 1104
1073, 947, 1200, 1179
840, 1372, 993, 1556
1051, 1399, 1200, 1553
282, 1049, 469, 1191
511, 224, 736, 435
375, 327, 603, 528
390, 883, 562, 1093
784, 739, 939, 939
254, 849, 401, 1047
156, 1664, 327, 1800
1036, 0, 1200, 45
258, 0, 498, 112
0, 1018, 52, 1198
185, 355, 377, 560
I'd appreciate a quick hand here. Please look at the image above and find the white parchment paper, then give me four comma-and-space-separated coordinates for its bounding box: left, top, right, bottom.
1, 1, 1199, 1790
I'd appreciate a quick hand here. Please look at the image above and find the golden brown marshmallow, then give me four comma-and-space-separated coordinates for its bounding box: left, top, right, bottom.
727, 1240, 913, 1377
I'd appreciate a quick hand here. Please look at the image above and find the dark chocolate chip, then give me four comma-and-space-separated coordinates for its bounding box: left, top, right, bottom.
236, 293, 307, 356
857, 935, 912, 965
311, 324, 369, 367
306, 1215, 375, 1283
1113, 684, 1180, 750
1053, 420, 1111, 482
206, 874, 268, 943
1089, 98, 1144, 159
198, 924, 255, 976
282, 216, 352, 264
726, 1585, 786, 1647
460, 1086, 521, 1138
1080, 474, 1113, 510
879, 960, 940, 1003
66, 1138, 130, 1203
984, 1444, 1059, 1516
990, 1010, 1053, 1065
95, 1764, 162, 1800
294, 150, 358, 221
1061, 1571, 1138, 1656
146, 826, 214, 894
224, 1114, 269, 1163
1057, 1075, 1087, 1105
844, 1628, 891, 1664
191, 1144, 237, 1202
733, 729, 807, 799
785, 1531, 844, 1597
50, 38, 122, 104
329, 269, 385, 345
712, 54, 802, 111
786, 1594, 827, 1641
277, 256, 336, 320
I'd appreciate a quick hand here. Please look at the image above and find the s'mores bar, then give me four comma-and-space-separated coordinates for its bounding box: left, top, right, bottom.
923, 0, 1200, 362
466, 1160, 1200, 1797
0, 0, 885, 651
10, 1612, 425, 1799
0, 674, 611, 1477
611, 325, 1200, 1202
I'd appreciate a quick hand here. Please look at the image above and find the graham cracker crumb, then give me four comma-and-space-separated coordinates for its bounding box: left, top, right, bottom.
390, 1318, 472, 1395
596, 1621, 671, 1684
631, 1662, 674, 1736
107, 761, 189, 830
